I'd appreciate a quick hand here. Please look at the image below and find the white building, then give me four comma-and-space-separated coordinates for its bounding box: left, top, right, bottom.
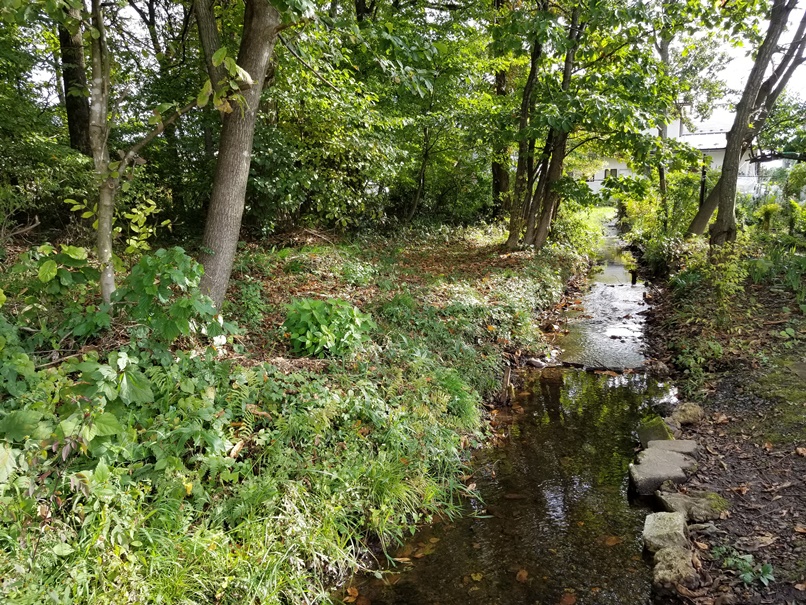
585, 117, 760, 194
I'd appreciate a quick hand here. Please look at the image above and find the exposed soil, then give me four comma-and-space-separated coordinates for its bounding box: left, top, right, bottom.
645, 286, 806, 605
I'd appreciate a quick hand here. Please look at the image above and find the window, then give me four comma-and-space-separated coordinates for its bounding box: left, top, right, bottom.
608, 168, 618, 178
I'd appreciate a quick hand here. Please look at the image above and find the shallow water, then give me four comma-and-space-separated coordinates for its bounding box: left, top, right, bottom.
560, 225, 648, 370
349, 224, 675, 605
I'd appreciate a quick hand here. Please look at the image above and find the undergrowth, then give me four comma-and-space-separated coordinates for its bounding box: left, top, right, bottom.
0, 222, 588, 604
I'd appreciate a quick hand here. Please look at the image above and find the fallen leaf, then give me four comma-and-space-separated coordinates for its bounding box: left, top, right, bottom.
603, 536, 623, 547
763, 442, 773, 452
558, 593, 577, 605
429, 537, 440, 543
796, 447, 806, 457
794, 583, 806, 591
516, 569, 528, 583
694, 540, 709, 550
471, 572, 483, 582
344, 586, 359, 603
391, 557, 411, 563
714, 413, 729, 424
795, 525, 806, 534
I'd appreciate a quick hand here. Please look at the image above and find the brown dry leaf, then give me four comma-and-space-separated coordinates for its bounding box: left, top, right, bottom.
516, 569, 529, 583
603, 536, 623, 547
763, 442, 773, 452
429, 537, 440, 543
729, 484, 750, 495
694, 541, 709, 550
794, 583, 806, 591
794, 525, 806, 534
344, 586, 359, 603
796, 447, 806, 457
391, 557, 411, 563
558, 592, 577, 605
714, 413, 729, 424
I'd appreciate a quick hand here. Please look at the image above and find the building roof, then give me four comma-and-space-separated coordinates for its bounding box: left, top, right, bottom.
678, 131, 728, 151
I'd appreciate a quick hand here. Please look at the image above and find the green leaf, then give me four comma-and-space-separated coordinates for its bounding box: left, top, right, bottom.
118, 369, 154, 405
61, 245, 87, 260
0, 444, 17, 483
0, 410, 43, 441
52, 543, 75, 557
38, 259, 58, 283
0, 288, 5, 308
93, 412, 122, 437
212, 47, 227, 67
94, 458, 111, 483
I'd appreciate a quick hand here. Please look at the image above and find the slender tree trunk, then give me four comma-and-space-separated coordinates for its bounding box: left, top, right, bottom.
198, 0, 281, 307
523, 136, 552, 244
524, 7, 580, 250
656, 37, 670, 232
59, 7, 92, 156
505, 39, 542, 250
530, 132, 569, 249
687, 0, 799, 241
491, 45, 510, 213
407, 126, 429, 222
89, 0, 115, 303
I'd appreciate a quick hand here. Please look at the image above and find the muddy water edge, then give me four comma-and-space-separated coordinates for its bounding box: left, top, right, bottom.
346, 225, 678, 605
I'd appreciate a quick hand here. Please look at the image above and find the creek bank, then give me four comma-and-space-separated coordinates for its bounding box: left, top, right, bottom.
641, 274, 806, 604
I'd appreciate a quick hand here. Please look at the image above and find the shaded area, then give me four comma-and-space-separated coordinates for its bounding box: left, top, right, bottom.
355, 370, 678, 605
560, 225, 648, 369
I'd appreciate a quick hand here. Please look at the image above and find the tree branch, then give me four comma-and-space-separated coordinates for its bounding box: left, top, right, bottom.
278, 35, 340, 92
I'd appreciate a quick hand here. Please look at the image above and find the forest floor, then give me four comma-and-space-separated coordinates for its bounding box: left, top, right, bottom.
646, 281, 806, 605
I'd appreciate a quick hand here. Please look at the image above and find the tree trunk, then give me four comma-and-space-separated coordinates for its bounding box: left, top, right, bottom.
407, 127, 429, 222
89, 0, 115, 303
530, 132, 569, 249
504, 39, 542, 250
491, 60, 510, 213
59, 7, 92, 156
687, 0, 799, 241
198, 0, 281, 308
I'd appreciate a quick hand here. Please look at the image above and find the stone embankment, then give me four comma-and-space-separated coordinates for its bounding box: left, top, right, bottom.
630, 401, 729, 596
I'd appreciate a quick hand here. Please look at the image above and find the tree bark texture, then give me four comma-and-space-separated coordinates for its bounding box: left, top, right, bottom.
89, 0, 115, 303
59, 7, 92, 156
687, 0, 801, 242
198, 0, 281, 308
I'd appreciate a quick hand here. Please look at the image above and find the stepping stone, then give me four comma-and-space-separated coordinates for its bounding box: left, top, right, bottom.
647, 439, 699, 457
630, 449, 695, 495
637, 416, 674, 448
653, 546, 698, 589
656, 491, 727, 522
643, 512, 689, 552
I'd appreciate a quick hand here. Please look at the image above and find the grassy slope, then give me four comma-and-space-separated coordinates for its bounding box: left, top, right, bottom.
0, 223, 596, 604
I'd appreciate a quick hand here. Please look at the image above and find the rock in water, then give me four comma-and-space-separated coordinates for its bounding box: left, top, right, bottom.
637, 416, 675, 448
630, 449, 695, 495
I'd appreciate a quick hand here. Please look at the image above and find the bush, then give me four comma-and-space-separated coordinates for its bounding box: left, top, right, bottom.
283, 298, 375, 358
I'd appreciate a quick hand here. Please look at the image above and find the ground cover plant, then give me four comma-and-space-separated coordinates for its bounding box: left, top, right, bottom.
0, 218, 594, 604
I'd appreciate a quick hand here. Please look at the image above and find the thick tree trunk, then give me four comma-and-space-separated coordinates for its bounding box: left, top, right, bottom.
59, 7, 92, 156
198, 0, 280, 308
687, 0, 799, 241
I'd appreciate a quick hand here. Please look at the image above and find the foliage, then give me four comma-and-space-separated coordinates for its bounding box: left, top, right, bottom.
712, 546, 775, 587
283, 298, 374, 358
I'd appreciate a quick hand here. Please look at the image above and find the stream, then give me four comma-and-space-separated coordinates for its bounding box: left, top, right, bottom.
351, 225, 678, 605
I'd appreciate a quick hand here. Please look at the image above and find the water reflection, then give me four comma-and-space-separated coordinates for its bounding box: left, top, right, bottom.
356, 371, 675, 605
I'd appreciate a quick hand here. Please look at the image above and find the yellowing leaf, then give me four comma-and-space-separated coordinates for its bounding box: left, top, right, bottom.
470, 572, 483, 581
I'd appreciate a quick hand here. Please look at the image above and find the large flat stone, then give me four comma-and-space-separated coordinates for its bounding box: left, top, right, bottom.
647, 439, 699, 457
643, 512, 689, 553
653, 546, 698, 589
637, 448, 697, 471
